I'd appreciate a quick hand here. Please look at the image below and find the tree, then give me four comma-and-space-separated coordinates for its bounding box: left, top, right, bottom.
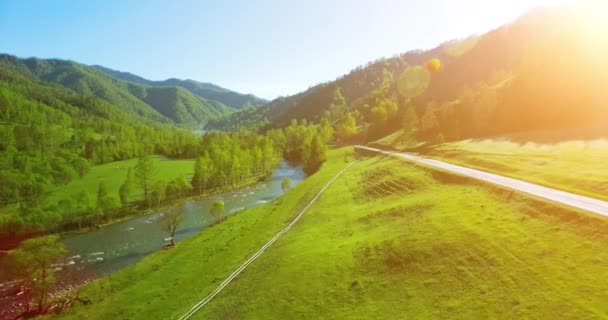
329, 87, 347, 122
402, 106, 420, 132
97, 181, 118, 217
420, 107, 440, 139
335, 112, 358, 143
150, 180, 166, 209
281, 177, 292, 193
191, 157, 210, 195
371, 105, 388, 123
119, 168, 134, 207
319, 116, 334, 144
134, 156, 155, 207
159, 210, 185, 247
166, 177, 192, 201
73, 190, 91, 230
304, 135, 328, 174
8, 235, 66, 314
210, 200, 225, 224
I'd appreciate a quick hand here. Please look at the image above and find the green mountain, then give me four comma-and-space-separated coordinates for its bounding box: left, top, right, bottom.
0, 63, 204, 207
93, 65, 268, 110
135, 86, 230, 127
224, 6, 608, 145
0, 55, 231, 127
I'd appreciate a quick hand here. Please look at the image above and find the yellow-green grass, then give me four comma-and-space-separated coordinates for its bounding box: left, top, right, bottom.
51, 148, 354, 320
54, 148, 608, 319
425, 139, 608, 201
370, 128, 422, 150
46, 156, 195, 207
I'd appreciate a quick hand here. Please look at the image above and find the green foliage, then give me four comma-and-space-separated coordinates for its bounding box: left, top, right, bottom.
210, 200, 225, 224
134, 156, 156, 207
205, 106, 271, 132
267, 120, 328, 173
191, 156, 216, 195
328, 87, 347, 122
165, 177, 192, 201
54, 148, 608, 319
2, 128, 284, 234
150, 180, 167, 209
119, 168, 134, 207
304, 135, 328, 174
401, 106, 419, 133
94, 65, 267, 110
335, 111, 359, 143
0, 65, 209, 210
160, 210, 185, 246
0, 55, 290, 237
0, 55, 234, 127
319, 116, 334, 144
281, 177, 292, 193
8, 235, 66, 314
96, 181, 118, 217
140, 86, 230, 127
217, 8, 608, 147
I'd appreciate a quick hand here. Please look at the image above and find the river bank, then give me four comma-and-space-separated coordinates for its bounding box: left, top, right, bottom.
0, 161, 305, 320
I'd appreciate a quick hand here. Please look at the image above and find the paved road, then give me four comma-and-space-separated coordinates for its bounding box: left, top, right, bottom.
356, 146, 608, 217
176, 162, 355, 320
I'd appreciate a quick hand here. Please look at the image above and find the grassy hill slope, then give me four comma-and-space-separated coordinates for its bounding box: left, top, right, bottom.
421, 138, 608, 201
56, 148, 608, 319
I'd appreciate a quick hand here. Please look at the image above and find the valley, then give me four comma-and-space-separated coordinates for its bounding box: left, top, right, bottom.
2, 1, 608, 319
50, 148, 608, 319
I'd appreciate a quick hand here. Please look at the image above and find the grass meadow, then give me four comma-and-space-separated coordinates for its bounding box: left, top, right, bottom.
426, 139, 608, 200
46, 156, 196, 207
53, 147, 608, 319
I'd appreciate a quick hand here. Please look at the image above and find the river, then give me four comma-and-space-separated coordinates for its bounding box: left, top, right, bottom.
55, 160, 305, 279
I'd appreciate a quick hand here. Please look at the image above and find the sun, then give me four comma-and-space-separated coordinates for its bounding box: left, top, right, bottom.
572, 1, 608, 52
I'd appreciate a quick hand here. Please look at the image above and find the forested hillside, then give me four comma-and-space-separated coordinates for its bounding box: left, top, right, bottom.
0, 66, 210, 237
2, 4, 606, 240
219, 6, 608, 146
0, 55, 231, 127
0, 59, 331, 241
94, 65, 268, 110
131, 86, 229, 127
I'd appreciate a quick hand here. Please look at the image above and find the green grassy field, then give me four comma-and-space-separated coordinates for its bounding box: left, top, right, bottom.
46, 156, 195, 207
425, 139, 608, 201
53, 147, 608, 319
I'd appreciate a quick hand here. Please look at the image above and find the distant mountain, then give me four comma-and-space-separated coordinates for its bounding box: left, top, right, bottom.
132, 86, 229, 126
93, 65, 268, 110
0, 55, 231, 127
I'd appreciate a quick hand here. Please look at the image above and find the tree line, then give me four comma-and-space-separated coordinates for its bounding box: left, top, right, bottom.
1, 124, 329, 238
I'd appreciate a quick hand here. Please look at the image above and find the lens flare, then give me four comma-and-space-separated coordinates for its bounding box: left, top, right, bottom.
426, 58, 441, 73
397, 66, 431, 98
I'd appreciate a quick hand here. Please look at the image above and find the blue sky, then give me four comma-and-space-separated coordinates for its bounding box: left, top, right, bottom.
0, 0, 563, 99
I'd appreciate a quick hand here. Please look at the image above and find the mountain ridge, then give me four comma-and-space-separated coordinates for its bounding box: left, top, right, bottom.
93, 65, 268, 110
0, 54, 237, 127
